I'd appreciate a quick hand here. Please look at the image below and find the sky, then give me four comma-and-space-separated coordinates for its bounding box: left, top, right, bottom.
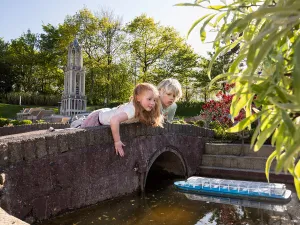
0, 0, 219, 56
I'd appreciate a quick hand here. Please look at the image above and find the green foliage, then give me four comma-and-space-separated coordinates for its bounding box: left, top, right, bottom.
182, 0, 300, 198
194, 120, 205, 127
9, 120, 21, 126
175, 101, 204, 117
171, 119, 187, 125
195, 52, 232, 102
0, 118, 10, 127
2, 92, 61, 106
36, 120, 46, 124
2, 7, 210, 104
20, 120, 33, 125
0, 119, 33, 127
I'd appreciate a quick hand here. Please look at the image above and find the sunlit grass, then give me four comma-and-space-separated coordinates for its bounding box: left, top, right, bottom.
0, 103, 59, 119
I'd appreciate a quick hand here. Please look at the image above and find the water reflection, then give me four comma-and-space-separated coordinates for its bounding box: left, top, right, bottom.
184, 193, 287, 212
40, 177, 298, 225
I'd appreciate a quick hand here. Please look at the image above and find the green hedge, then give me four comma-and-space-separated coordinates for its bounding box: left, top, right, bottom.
1, 92, 61, 106
0, 118, 33, 127
175, 101, 204, 117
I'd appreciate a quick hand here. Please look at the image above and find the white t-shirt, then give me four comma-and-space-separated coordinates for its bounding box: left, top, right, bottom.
99, 101, 139, 125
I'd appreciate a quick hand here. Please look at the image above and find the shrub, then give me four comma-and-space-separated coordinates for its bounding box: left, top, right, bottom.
36, 120, 46, 124
0, 118, 10, 127
19, 120, 33, 125
4, 92, 61, 106
176, 101, 204, 117
194, 120, 205, 127
10, 120, 21, 126
172, 119, 187, 125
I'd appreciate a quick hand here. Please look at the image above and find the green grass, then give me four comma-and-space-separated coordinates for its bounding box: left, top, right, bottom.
0, 103, 59, 119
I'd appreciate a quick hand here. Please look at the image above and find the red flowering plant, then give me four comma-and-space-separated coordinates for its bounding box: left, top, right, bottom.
200, 83, 247, 141
201, 83, 245, 128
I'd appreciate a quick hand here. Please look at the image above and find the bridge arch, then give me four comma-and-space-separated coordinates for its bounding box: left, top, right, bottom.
143, 147, 188, 190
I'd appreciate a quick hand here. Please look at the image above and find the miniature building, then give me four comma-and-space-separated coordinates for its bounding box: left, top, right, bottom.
60, 39, 87, 116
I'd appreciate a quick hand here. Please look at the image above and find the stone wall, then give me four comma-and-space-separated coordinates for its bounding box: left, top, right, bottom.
0, 123, 213, 223
0, 123, 70, 137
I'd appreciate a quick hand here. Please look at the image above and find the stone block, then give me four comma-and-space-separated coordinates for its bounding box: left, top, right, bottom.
57, 135, 69, 153
135, 124, 146, 136
128, 124, 137, 138
45, 135, 58, 155
35, 137, 47, 158
85, 129, 96, 146
214, 157, 223, 167
222, 157, 231, 168
202, 155, 215, 166
8, 141, 23, 164
242, 157, 254, 170
102, 127, 114, 144
230, 157, 238, 168
253, 158, 266, 171
68, 131, 86, 151
23, 139, 37, 161
91, 127, 104, 144
0, 142, 9, 168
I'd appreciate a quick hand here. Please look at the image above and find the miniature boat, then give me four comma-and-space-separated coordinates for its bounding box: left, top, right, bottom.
174, 176, 291, 203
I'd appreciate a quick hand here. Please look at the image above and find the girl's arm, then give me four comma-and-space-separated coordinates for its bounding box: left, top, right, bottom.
110, 112, 129, 157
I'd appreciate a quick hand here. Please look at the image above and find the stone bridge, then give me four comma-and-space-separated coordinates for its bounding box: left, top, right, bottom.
0, 123, 213, 223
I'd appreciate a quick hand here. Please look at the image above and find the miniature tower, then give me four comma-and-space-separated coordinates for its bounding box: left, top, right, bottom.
60, 39, 87, 116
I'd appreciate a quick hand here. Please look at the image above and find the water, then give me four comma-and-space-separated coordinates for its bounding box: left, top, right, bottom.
39, 176, 299, 225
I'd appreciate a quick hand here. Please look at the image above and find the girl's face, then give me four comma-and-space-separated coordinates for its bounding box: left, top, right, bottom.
160, 90, 176, 108
138, 90, 156, 111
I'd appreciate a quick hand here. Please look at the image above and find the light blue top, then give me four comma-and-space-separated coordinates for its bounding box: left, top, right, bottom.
161, 103, 177, 122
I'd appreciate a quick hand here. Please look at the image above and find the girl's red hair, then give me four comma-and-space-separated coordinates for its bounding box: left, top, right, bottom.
132, 83, 163, 127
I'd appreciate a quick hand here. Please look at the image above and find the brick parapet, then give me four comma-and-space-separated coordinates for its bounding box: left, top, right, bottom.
0, 123, 213, 170
0, 123, 70, 137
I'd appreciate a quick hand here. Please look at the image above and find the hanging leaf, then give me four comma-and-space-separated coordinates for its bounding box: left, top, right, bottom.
254, 119, 280, 152
292, 37, 300, 104
187, 14, 213, 38
200, 14, 217, 42
295, 160, 300, 179
207, 5, 226, 10
265, 151, 277, 182
226, 110, 267, 133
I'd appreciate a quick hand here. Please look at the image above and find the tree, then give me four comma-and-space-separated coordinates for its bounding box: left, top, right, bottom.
153, 42, 199, 101
195, 52, 231, 102
0, 38, 19, 93
9, 30, 40, 92
126, 14, 180, 82
96, 10, 127, 104
179, 0, 300, 198
59, 8, 130, 104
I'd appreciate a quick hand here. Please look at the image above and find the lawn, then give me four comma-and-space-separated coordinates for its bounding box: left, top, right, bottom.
0, 103, 59, 119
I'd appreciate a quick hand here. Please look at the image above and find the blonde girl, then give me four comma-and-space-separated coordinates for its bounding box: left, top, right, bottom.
78, 83, 163, 157
157, 78, 182, 122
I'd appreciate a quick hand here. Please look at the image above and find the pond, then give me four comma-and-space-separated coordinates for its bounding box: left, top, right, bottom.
39, 173, 300, 225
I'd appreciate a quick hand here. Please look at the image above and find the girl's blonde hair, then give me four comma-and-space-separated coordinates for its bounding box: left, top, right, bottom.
132, 83, 163, 127
157, 78, 182, 101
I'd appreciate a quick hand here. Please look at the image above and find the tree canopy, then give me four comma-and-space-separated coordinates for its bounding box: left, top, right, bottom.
179, 0, 300, 198
0, 9, 207, 104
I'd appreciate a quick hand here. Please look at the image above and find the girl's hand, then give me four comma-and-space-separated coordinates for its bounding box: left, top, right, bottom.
114, 141, 125, 157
